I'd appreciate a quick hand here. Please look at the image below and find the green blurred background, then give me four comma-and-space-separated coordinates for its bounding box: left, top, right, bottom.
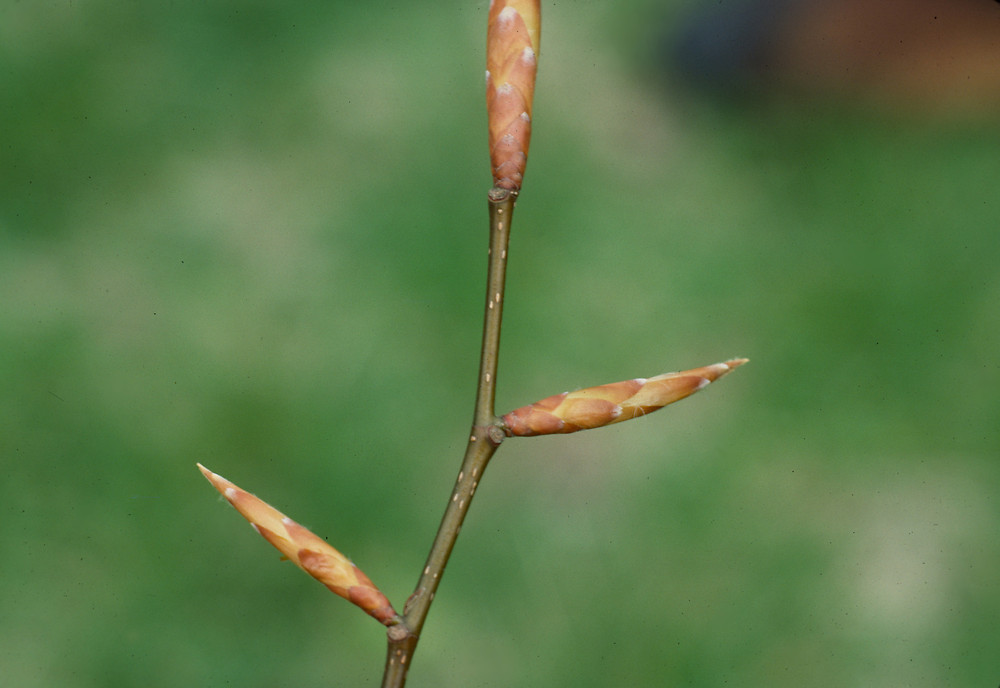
3, 1, 998, 686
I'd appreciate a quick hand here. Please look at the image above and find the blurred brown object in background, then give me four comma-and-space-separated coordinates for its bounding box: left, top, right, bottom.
672, 0, 1000, 116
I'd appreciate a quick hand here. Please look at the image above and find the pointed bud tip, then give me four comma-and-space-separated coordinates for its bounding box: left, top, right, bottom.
700, 357, 748, 384
197, 463, 235, 493
717, 358, 749, 377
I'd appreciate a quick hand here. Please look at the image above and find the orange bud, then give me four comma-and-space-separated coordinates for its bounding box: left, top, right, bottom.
502, 359, 748, 436
197, 464, 399, 626
486, 0, 540, 192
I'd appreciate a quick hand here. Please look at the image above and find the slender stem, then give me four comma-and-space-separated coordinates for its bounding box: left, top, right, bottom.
474, 187, 515, 426
380, 188, 516, 687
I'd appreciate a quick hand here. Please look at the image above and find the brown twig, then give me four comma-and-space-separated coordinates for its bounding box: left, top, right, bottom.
381, 6, 541, 680
381, 189, 516, 688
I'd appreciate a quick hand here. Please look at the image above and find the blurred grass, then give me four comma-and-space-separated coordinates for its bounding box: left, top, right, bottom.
2, 1, 998, 687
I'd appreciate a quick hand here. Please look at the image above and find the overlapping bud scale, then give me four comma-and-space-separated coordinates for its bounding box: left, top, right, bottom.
197, 464, 399, 626
502, 359, 748, 436
486, 0, 541, 192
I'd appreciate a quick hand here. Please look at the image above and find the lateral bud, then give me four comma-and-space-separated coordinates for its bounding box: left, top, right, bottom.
197, 464, 400, 626
502, 358, 748, 436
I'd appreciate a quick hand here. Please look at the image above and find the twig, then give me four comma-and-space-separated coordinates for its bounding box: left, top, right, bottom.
381, 189, 516, 687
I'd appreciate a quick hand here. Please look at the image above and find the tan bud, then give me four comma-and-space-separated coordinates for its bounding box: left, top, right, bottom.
197, 464, 399, 626
486, 0, 540, 192
502, 358, 748, 436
